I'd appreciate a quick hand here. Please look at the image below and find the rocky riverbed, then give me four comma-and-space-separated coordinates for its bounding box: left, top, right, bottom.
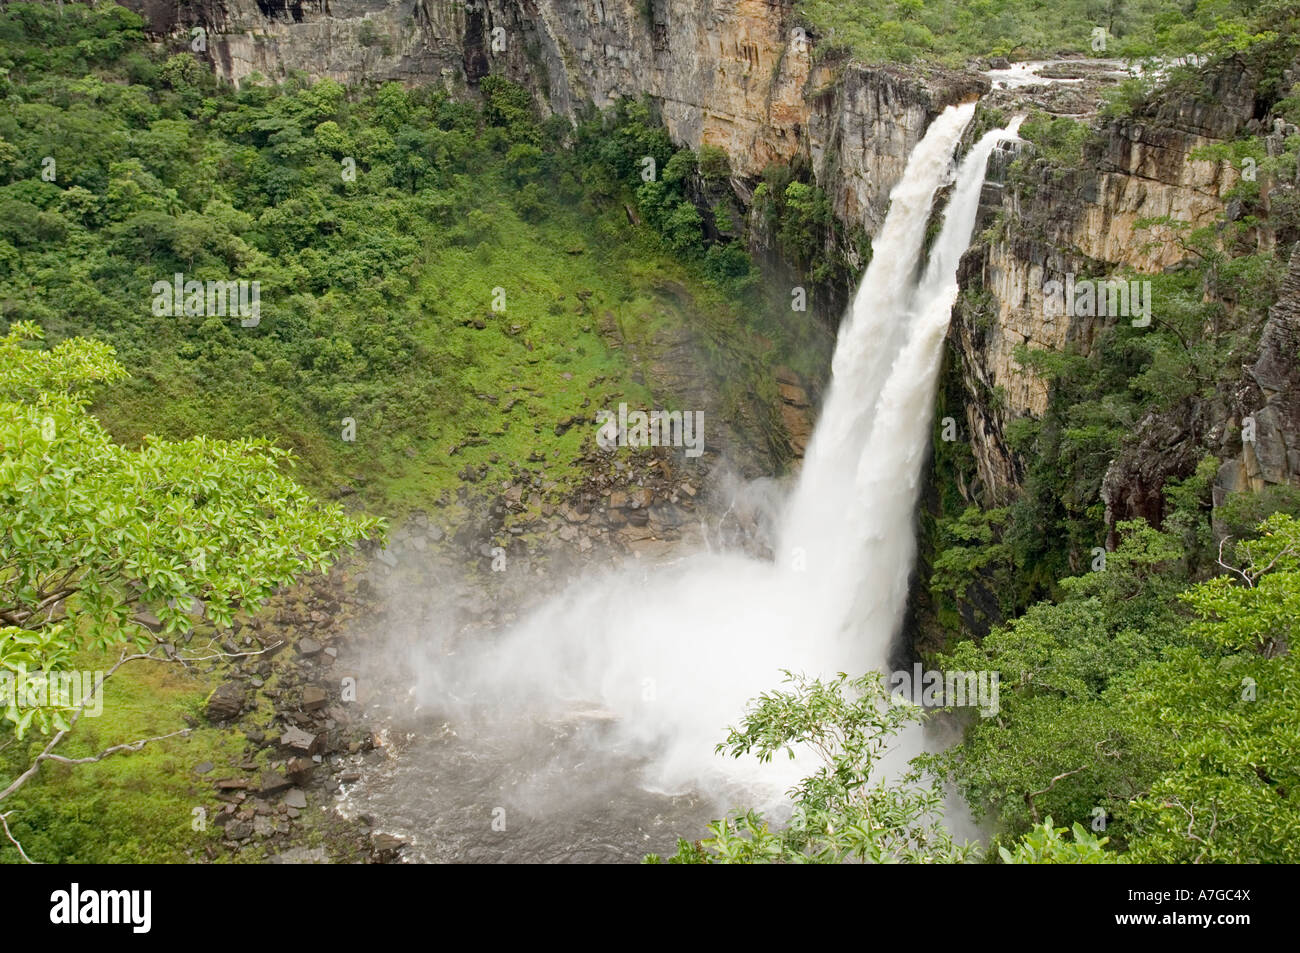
193, 407, 799, 863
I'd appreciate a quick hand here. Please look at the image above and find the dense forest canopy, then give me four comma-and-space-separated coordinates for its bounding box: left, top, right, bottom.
799, 0, 1287, 63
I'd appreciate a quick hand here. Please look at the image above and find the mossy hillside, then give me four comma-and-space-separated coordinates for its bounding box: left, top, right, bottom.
0, 5, 815, 525
0, 645, 247, 864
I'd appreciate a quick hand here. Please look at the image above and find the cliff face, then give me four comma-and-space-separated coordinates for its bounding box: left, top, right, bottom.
124, 0, 1298, 525
952, 59, 1300, 532
127, 0, 981, 239
1215, 243, 1300, 506
951, 114, 1243, 507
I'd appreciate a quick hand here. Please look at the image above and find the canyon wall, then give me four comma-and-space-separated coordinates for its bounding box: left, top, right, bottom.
124, 0, 1299, 527
126, 0, 982, 239
953, 60, 1300, 535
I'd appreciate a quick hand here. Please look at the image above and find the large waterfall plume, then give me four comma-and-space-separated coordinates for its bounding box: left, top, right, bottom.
398, 103, 1024, 805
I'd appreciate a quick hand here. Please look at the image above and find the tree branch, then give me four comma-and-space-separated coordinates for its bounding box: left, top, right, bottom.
1217, 536, 1253, 587
0, 810, 38, 864
0, 640, 281, 805
1024, 766, 1087, 823
41, 727, 191, 766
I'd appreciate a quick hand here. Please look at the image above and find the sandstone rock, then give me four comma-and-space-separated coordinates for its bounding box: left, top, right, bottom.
269, 847, 330, 864
286, 757, 315, 784
134, 609, 163, 633
205, 682, 245, 723
280, 726, 320, 755
302, 686, 329, 711
225, 820, 253, 841
371, 833, 406, 859
259, 771, 292, 797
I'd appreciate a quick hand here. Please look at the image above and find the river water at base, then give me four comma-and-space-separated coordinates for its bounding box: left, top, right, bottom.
336, 710, 725, 863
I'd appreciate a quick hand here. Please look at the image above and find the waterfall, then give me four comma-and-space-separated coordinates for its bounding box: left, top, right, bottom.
408, 104, 1024, 802
781, 107, 1025, 676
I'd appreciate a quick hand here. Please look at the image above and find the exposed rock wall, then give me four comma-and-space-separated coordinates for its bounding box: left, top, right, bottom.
1214, 242, 1300, 506
126, 0, 982, 238
951, 59, 1287, 516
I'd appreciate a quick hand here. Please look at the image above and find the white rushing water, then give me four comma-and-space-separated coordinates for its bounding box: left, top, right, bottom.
408, 102, 1023, 807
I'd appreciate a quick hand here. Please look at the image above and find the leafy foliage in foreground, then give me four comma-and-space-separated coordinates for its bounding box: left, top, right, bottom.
647, 672, 974, 864
937, 514, 1300, 863
998, 818, 1115, 863
0, 321, 380, 739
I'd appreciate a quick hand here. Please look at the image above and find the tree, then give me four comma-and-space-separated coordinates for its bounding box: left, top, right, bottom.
934, 520, 1191, 842
648, 671, 976, 864
1183, 512, 1300, 656
939, 514, 1300, 861
1116, 514, 1300, 862
1118, 648, 1300, 862
0, 322, 382, 852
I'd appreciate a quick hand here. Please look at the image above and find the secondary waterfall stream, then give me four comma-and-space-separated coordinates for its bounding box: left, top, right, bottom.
342, 103, 1024, 861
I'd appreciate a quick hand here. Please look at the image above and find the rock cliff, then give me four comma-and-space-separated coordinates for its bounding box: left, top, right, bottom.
127, 0, 981, 244
123, 1, 1300, 527
952, 56, 1300, 534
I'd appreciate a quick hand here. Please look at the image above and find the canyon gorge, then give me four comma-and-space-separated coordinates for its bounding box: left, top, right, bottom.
3, 0, 1297, 866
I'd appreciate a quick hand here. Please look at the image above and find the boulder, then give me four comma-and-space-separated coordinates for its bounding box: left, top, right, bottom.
286, 756, 315, 784
225, 820, 253, 841
259, 771, 292, 797
205, 681, 246, 723
301, 686, 329, 711
280, 726, 321, 755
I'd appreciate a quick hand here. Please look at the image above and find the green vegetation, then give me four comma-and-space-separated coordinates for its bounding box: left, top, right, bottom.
936, 514, 1300, 862
939, 34, 1298, 626
0, 3, 815, 521
0, 321, 377, 861
1017, 114, 1090, 169
3, 642, 250, 863
5, 2, 1300, 867
752, 164, 860, 289
797, 0, 1289, 65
